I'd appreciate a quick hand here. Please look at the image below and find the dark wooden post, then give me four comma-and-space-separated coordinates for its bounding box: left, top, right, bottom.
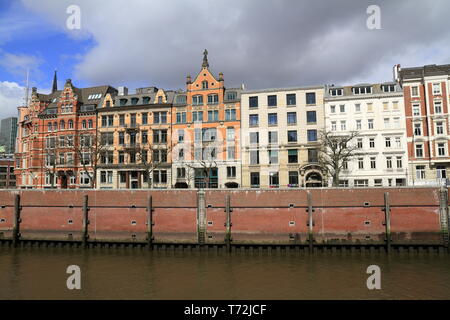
438, 187, 450, 252
147, 195, 154, 250
12, 194, 21, 246
82, 195, 90, 246
306, 192, 314, 252
197, 190, 206, 244
224, 194, 232, 252
382, 192, 391, 254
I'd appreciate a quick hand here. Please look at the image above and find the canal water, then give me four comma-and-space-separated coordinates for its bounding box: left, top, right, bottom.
0, 247, 449, 300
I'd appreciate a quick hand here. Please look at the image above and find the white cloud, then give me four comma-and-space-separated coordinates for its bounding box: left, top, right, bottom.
19, 0, 450, 89
0, 81, 24, 119
0, 50, 43, 78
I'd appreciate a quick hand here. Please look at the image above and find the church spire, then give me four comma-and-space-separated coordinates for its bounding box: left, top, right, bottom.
52, 70, 58, 93
202, 49, 209, 68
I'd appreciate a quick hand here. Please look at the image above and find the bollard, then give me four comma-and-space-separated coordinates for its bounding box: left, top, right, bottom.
382, 192, 391, 254
306, 192, 314, 252
147, 196, 155, 250
12, 194, 21, 247
224, 194, 232, 253
82, 195, 90, 247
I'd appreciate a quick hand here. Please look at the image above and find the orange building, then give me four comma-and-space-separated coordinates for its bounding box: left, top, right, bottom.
171, 50, 242, 188
15, 75, 117, 188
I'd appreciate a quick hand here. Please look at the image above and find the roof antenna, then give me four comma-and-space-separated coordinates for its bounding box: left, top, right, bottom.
24, 68, 30, 107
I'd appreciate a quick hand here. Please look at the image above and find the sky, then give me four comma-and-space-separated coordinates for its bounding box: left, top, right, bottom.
0, 0, 449, 120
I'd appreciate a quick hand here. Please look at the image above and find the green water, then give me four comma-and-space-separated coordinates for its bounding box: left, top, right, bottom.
0, 247, 449, 299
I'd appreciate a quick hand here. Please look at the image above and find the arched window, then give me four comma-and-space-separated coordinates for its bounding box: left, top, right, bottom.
68, 120, 74, 129
53, 122, 57, 130
47, 123, 52, 132
192, 95, 203, 106
82, 120, 87, 129
88, 119, 93, 128
202, 81, 208, 89
60, 120, 65, 130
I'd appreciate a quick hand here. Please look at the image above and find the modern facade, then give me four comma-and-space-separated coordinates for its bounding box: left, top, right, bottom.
399, 64, 450, 186
241, 86, 325, 188
15, 76, 117, 189
0, 117, 18, 154
96, 87, 174, 189
170, 50, 242, 189
324, 83, 408, 187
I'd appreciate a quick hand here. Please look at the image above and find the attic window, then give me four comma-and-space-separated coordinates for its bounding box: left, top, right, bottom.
352, 86, 372, 95
226, 92, 237, 100
119, 99, 127, 106
329, 88, 343, 96
131, 98, 139, 105
142, 96, 150, 104
202, 81, 208, 89
382, 85, 395, 93
88, 94, 102, 100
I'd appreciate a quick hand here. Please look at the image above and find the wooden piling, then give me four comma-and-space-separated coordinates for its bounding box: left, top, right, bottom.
12, 194, 21, 247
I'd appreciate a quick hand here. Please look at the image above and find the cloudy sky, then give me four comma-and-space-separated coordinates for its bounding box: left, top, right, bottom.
0, 0, 449, 119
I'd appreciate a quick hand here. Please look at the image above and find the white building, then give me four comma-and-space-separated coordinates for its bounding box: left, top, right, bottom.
324, 83, 409, 187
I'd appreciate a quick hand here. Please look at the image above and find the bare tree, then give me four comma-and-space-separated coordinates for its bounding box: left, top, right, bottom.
318, 130, 361, 187
71, 133, 109, 188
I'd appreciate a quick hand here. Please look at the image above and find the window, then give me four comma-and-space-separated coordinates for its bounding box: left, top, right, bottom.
192, 111, 203, 122
250, 150, 259, 165
60, 121, 65, 130
330, 105, 336, 113
340, 121, 346, 131
269, 172, 279, 188
358, 158, 364, 169
227, 146, 235, 160
153, 112, 167, 124
393, 101, 399, 110
414, 123, 422, 136
287, 130, 297, 142
268, 150, 278, 164
340, 105, 345, 113
208, 94, 219, 104
80, 172, 91, 185
393, 117, 400, 128
178, 148, 184, 160
48, 123, 52, 132
370, 157, 376, 169
81, 120, 87, 129
356, 120, 362, 130
437, 122, 444, 135
306, 92, 316, 105
353, 86, 372, 95
306, 111, 316, 124
416, 165, 425, 180
250, 172, 260, 188
118, 114, 125, 126
437, 166, 447, 179
141, 113, 148, 125
176, 112, 186, 123
367, 103, 373, 112
307, 130, 317, 142
374, 179, 382, 187
177, 167, 186, 178
249, 96, 258, 108
88, 119, 93, 128
202, 81, 208, 89
118, 151, 124, 164
288, 171, 299, 187
268, 113, 278, 125
225, 109, 236, 121
385, 137, 391, 148
396, 156, 403, 169
101, 132, 114, 145
412, 103, 420, 116
354, 179, 369, 187
395, 137, 401, 148
438, 143, 446, 156
355, 104, 361, 112
382, 84, 395, 92
386, 157, 393, 169
329, 88, 343, 96
268, 95, 277, 107
208, 110, 219, 121
339, 180, 349, 187
331, 121, 337, 131
433, 83, 441, 95
435, 101, 442, 114
308, 149, 318, 163
192, 95, 203, 105
384, 118, 390, 129
118, 132, 125, 145
141, 131, 148, 144
226, 91, 237, 101
177, 130, 184, 142
286, 94, 296, 106
227, 127, 235, 141
153, 130, 167, 144
383, 102, 389, 111
268, 131, 278, 144
227, 166, 236, 178
287, 112, 297, 124
250, 132, 259, 145
357, 138, 363, 149
288, 149, 298, 163
176, 95, 186, 104
343, 160, 348, 170
415, 144, 423, 158
411, 86, 419, 97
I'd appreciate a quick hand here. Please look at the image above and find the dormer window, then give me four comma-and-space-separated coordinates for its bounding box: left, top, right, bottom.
329, 88, 343, 96
202, 81, 208, 89
131, 98, 139, 105
88, 94, 102, 100
119, 99, 127, 106
176, 95, 187, 104
158, 96, 163, 104
226, 91, 237, 101
353, 86, 372, 95
142, 96, 150, 104
382, 84, 395, 93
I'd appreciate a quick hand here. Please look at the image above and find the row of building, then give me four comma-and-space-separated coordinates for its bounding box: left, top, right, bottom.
14, 51, 450, 189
